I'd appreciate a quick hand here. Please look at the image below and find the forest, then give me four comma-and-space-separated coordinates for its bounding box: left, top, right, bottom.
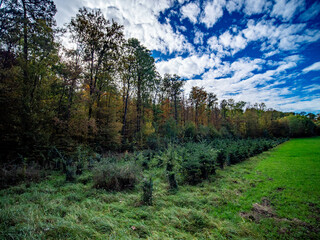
1, 1, 320, 239
0, 1, 319, 184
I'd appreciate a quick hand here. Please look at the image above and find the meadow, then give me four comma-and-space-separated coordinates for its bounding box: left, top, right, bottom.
1, 137, 319, 239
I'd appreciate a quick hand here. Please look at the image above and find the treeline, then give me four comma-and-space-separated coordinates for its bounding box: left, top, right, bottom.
0, 1, 319, 164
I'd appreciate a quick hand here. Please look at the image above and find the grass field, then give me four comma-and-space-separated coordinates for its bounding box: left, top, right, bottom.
1, 137, 319, 239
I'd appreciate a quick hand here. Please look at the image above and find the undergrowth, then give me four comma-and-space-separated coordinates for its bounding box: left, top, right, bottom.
1, 137, 319, 239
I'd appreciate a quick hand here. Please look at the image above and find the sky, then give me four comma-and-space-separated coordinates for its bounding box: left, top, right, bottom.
54, 0, 320, 113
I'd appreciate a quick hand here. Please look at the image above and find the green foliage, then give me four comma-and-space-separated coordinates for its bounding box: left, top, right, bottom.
272, 115, 317, 138
92, 160, 141, 191
161, 117, 179, 140
1, 138, 319, 239
72, 145, 92, 175
285, 115, 316, 137
165, 147, 179, 192
197, 125, 210, 141
0, 164, 43, 189
184, 121, 197, 140
142, 177, 153, 205
145, 133, 163, 150
180, 142, 217, 185
65, 163, 76, 182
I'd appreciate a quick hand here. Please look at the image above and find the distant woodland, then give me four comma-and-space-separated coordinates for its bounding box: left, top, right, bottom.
1, 1, 319, 165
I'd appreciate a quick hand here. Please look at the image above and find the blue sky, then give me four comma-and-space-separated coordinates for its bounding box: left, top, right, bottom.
54, 0, 320, 113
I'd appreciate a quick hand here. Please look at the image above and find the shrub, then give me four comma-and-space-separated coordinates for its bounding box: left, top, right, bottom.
0, 163, 43, 189
219, 126, 232, 138
65, 164, 76, 182
141, 150, 155, 170
161, 117, 179, 140
276, 115, 316, 137
145, 133, 162, 150
142, 177, 153, 205
93, 161, 141, 191
184, 121, 197, 140
180, 143, 217, 185
216, 149, 227, 169
208, 125, 221, 139
197, 125, 210, 141
165, 148, 179, 192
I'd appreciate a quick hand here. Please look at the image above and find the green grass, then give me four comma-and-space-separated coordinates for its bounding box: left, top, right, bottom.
1, 137, 319, 239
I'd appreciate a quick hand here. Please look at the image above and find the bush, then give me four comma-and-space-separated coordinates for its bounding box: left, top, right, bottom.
184, 121, 197, 140
73, 145, 90, 175
216, 149, 227, 169
0, 163, 43, 189
208, 125, 221, 139
145, 133, 162, 150
165, 147, 179, 192
142, 177, 153, 205
65, 163, 76, 182
93, 161, 141, 191
275, 115, 316, 137
197, 125, 210, 141
161, 117, 179, 140
180, 143, 217, 185
211, 138, 284, 166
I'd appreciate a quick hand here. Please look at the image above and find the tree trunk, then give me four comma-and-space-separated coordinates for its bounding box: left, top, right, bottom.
21, 0, 32, 154
136, 76, 142, 134
122, 78, 130, 137
88, 50, 94, 119
195, 104, 199, 126
174, 95, 178, 123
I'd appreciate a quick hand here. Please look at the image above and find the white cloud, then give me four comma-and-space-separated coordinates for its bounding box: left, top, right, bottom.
242, 19, 277, 42
302, 62, 320, 73
200, 0, 226, 28
284, 54, 303, 63
263, 50, 280, 58
302, 84, 320, 93
54, 0, 84, 28
299, 1, 320, 21
202, 61, 231, 79
206, 29, 248, 56
278, 97, 320, 112
219, 30, 247, 54
194, 30, 204, 45
184, 56, 301, 111
226, 0, 244, 13
156, 54, 218, 78
271, 0, 305, 22
240, 19, 320, 52
56, 0, 194, 54
180, 2, 200, 24
206, 16, 315, 56
207, 36, 224, 52
243, 0, 270, 16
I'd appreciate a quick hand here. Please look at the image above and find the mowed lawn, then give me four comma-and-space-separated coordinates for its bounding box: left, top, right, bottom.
0, 137, 319, 239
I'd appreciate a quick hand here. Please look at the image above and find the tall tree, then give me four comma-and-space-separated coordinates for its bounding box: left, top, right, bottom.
128, 38, 156, 137
0, 0, 58, 160
189, 86, 208, 126
163, 73, 184, 123
68, 7, 124, 120
119, 40, 136, 140
207, 93, 218, 125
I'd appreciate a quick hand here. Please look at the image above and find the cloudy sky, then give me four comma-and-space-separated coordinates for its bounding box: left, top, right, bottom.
54, 0, 320, 113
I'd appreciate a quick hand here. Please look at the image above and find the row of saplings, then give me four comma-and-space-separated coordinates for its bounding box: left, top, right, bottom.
65, 138, 287, 205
